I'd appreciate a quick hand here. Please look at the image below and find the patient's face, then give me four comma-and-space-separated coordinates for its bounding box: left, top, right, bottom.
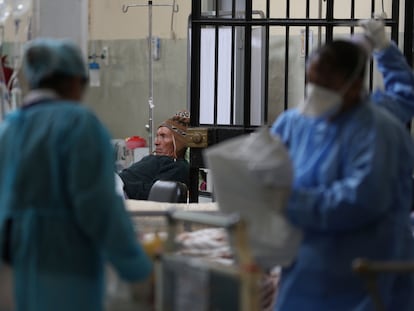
154, 127, 174, 157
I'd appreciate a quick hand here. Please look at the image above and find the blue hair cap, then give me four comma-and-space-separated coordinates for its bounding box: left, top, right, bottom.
22, 38, 88, 88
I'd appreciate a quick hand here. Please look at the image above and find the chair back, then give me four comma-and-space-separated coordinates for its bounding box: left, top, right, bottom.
148, 180, 188, 203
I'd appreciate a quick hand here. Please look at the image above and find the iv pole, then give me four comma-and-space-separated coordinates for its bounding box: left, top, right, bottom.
122, 0, 179, 153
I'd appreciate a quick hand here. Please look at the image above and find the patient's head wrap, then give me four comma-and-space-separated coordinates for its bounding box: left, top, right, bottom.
22, 38, 88, 88
159, 110, 190, 157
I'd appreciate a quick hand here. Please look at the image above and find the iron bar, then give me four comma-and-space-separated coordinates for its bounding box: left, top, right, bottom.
391, 0, 399, 44
351, 0, 355, 34
403, 0, 413, 65
230, 0, 236, 125
189, 0, 202, 202
325, 0, 334, 42
263, 0, 270, 123
190, 18, 398, 27
148, 1, 154, 153
230, 25, 235, 124
214, 25, 219, 126
244, 0, 253, 127
284, 0, 290, 111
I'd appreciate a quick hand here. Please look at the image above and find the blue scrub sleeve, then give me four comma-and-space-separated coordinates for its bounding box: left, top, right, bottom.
284, 120, 409, 233
66, 111, 152, 281
372, 42, 414, 123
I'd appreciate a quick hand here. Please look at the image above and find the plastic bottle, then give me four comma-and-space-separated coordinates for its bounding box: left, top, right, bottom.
89, 61, 100, 87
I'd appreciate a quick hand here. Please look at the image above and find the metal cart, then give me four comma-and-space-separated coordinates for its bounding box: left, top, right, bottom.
153, 209, 263, 311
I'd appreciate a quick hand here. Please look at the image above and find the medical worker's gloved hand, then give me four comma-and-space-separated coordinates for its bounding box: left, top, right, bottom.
359, 19, 390, 51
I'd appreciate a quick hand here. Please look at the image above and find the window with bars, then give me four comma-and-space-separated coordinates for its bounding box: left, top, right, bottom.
187, 0, 413, 202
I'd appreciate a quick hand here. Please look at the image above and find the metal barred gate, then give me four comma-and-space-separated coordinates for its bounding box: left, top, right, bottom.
187, 0, 414, 202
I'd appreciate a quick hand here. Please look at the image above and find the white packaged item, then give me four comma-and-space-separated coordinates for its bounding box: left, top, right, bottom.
204, 127, 302, 269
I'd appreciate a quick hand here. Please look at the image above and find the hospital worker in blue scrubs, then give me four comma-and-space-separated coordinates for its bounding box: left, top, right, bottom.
271, 23, 414, 311
0, 38, 152, 311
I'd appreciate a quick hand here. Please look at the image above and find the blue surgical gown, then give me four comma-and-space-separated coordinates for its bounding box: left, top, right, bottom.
0, 101, 152, 311
372, 42, 414, 122
270, 42, 414, 311
271, 99, 414, 310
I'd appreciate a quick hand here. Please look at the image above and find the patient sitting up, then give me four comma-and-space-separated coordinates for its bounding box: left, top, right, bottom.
118, 111, 190, 200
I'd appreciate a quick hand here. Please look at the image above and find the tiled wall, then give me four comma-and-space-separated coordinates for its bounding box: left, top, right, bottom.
85, 38, 189, 140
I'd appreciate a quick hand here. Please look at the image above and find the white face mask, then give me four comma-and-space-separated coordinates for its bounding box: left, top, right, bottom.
299, 49, 367, 118
298, 83, 343, 117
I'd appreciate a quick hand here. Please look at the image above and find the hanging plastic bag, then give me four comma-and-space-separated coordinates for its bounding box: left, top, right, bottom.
204, 127, 302, 269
